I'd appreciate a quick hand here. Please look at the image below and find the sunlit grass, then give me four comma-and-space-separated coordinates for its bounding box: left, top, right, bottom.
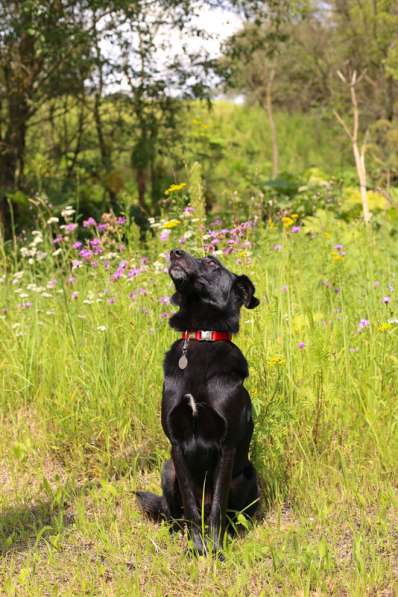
1, 214, 398, 594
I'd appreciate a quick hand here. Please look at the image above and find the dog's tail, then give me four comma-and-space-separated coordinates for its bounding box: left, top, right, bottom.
135, 491, 170, 522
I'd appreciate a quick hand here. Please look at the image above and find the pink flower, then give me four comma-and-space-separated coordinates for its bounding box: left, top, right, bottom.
298, 341, 305, 349
83, 217, 97, 228
65, 223, 78, 233
383, 296, 391, 304
160, 230, 171, 242
71, 291, 79, 300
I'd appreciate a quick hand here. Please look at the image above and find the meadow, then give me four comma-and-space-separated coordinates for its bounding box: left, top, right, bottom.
1, 194, 398, 595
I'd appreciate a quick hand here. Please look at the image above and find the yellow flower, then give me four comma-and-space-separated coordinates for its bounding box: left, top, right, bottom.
291, 213, 299, 220
282, 216, 294, 229
331, 251, 344, 261
268, 217, 275, 230
378, 322, 392, 333
162, 219, 181, 229
165, 182, 187, 195
268, 355, 285, 367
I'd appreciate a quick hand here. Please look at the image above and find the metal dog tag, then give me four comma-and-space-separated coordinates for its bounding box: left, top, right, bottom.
178, 354, 188, 370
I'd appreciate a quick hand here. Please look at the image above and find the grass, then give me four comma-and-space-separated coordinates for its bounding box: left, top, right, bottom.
1, 210, 398, 595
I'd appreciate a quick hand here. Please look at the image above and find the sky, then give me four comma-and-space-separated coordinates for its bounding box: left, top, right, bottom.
101, 5, 243, 93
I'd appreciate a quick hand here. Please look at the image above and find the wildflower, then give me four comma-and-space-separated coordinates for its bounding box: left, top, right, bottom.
97, 325, 107, 332
73, 241, 82, 250
47, 279, 57, 289
383, 296, 391, 304
273, 244, 283, 252
282, 216, 294, 229
160, 312, 170, 318
388, 284, 394, 293
165, 182, 187, 195
116, 216, 127, 225
98, 223, 108, 232
72, 259, 82, 270
298, 342, 305, 349
163, 219, 181, 229
160, 296, 170, 304
52, 235, 63, 245
388, 318, 398, 324
52, 249, 62, 257
79, 249, 93, 261
350, 347, 359, 353
126, 267, 139, 279
291, 226, 301, 233
61, 206, 75, 220
64, 223, 78, 233
268, 355, 285, 367
160, 230, 171, 242
183, 206, 194, 216
71, 291, 79, 300
358, 319, 370, 329
373, 281, 380, 287
281, 285, 288, 293
378, 322, 392, 332
107, 297, 116, 305
331, 251, 344, 261
19, 301, 33, 309
83, 217, 97, 228
47, 217, 59, 224
335, 244, 344, 251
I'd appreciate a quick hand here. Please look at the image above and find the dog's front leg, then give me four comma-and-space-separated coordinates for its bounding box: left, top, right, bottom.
209, 446, 236, 551
171, 445, 205, 554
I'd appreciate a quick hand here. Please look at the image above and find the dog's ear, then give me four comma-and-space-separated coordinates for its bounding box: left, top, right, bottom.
234, 275, 260, 309
171, 291, 183, 306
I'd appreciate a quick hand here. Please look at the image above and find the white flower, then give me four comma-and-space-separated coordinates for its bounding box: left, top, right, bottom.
97, 325, 107, 332
36, 251, 47, 261
52, 249, 62, 257
47, 217, 59, 224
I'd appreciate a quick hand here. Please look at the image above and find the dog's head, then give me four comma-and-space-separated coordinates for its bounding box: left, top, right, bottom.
168, 249, 259, 332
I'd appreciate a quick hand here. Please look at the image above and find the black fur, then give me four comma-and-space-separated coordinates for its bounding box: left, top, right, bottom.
136, 249, 260, 555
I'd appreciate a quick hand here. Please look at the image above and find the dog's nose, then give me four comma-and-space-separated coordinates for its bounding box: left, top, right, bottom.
170, 249, 183, 259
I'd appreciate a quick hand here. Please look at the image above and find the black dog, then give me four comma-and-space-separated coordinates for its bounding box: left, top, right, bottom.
136, 249, 260, 554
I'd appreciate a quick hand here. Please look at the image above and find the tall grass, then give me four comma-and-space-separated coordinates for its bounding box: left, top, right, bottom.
1, 211, 398, 594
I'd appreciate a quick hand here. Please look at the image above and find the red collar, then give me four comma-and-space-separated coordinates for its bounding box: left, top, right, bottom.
181, 330, 232, 342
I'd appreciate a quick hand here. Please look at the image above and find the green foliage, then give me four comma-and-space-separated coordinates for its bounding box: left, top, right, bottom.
1, 211, 398, 592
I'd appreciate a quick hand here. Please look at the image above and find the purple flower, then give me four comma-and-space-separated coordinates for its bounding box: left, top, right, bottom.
116, 216, 127, 225
388, 284, 394, 293
65, 223, 78, 233
67, 275, 75, 285
73, 241, 82, 250
118, 243, 126, 253
127, 268, 141, 279
383, 296, 391, 304
160, 312, 170, 319
107, 297, 116, 305
71, 291, 79, 300
20, 301, 32, 309
335, 244, 344, 251
298, 341, 305, 349
273, 244, 283, 252
83, 217, 97, 228
291, 226, 301, 233
47, 278, 57, 289
160, 230, 171, 242
359, 319, 370, 329
72, 259, 82, 270
98, 223, 108, 233
160, 296, 170, 304
79, 249, 93, 261
52, 235, 63, 245
128, 291, 136, 301
184, 206, 194, 215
